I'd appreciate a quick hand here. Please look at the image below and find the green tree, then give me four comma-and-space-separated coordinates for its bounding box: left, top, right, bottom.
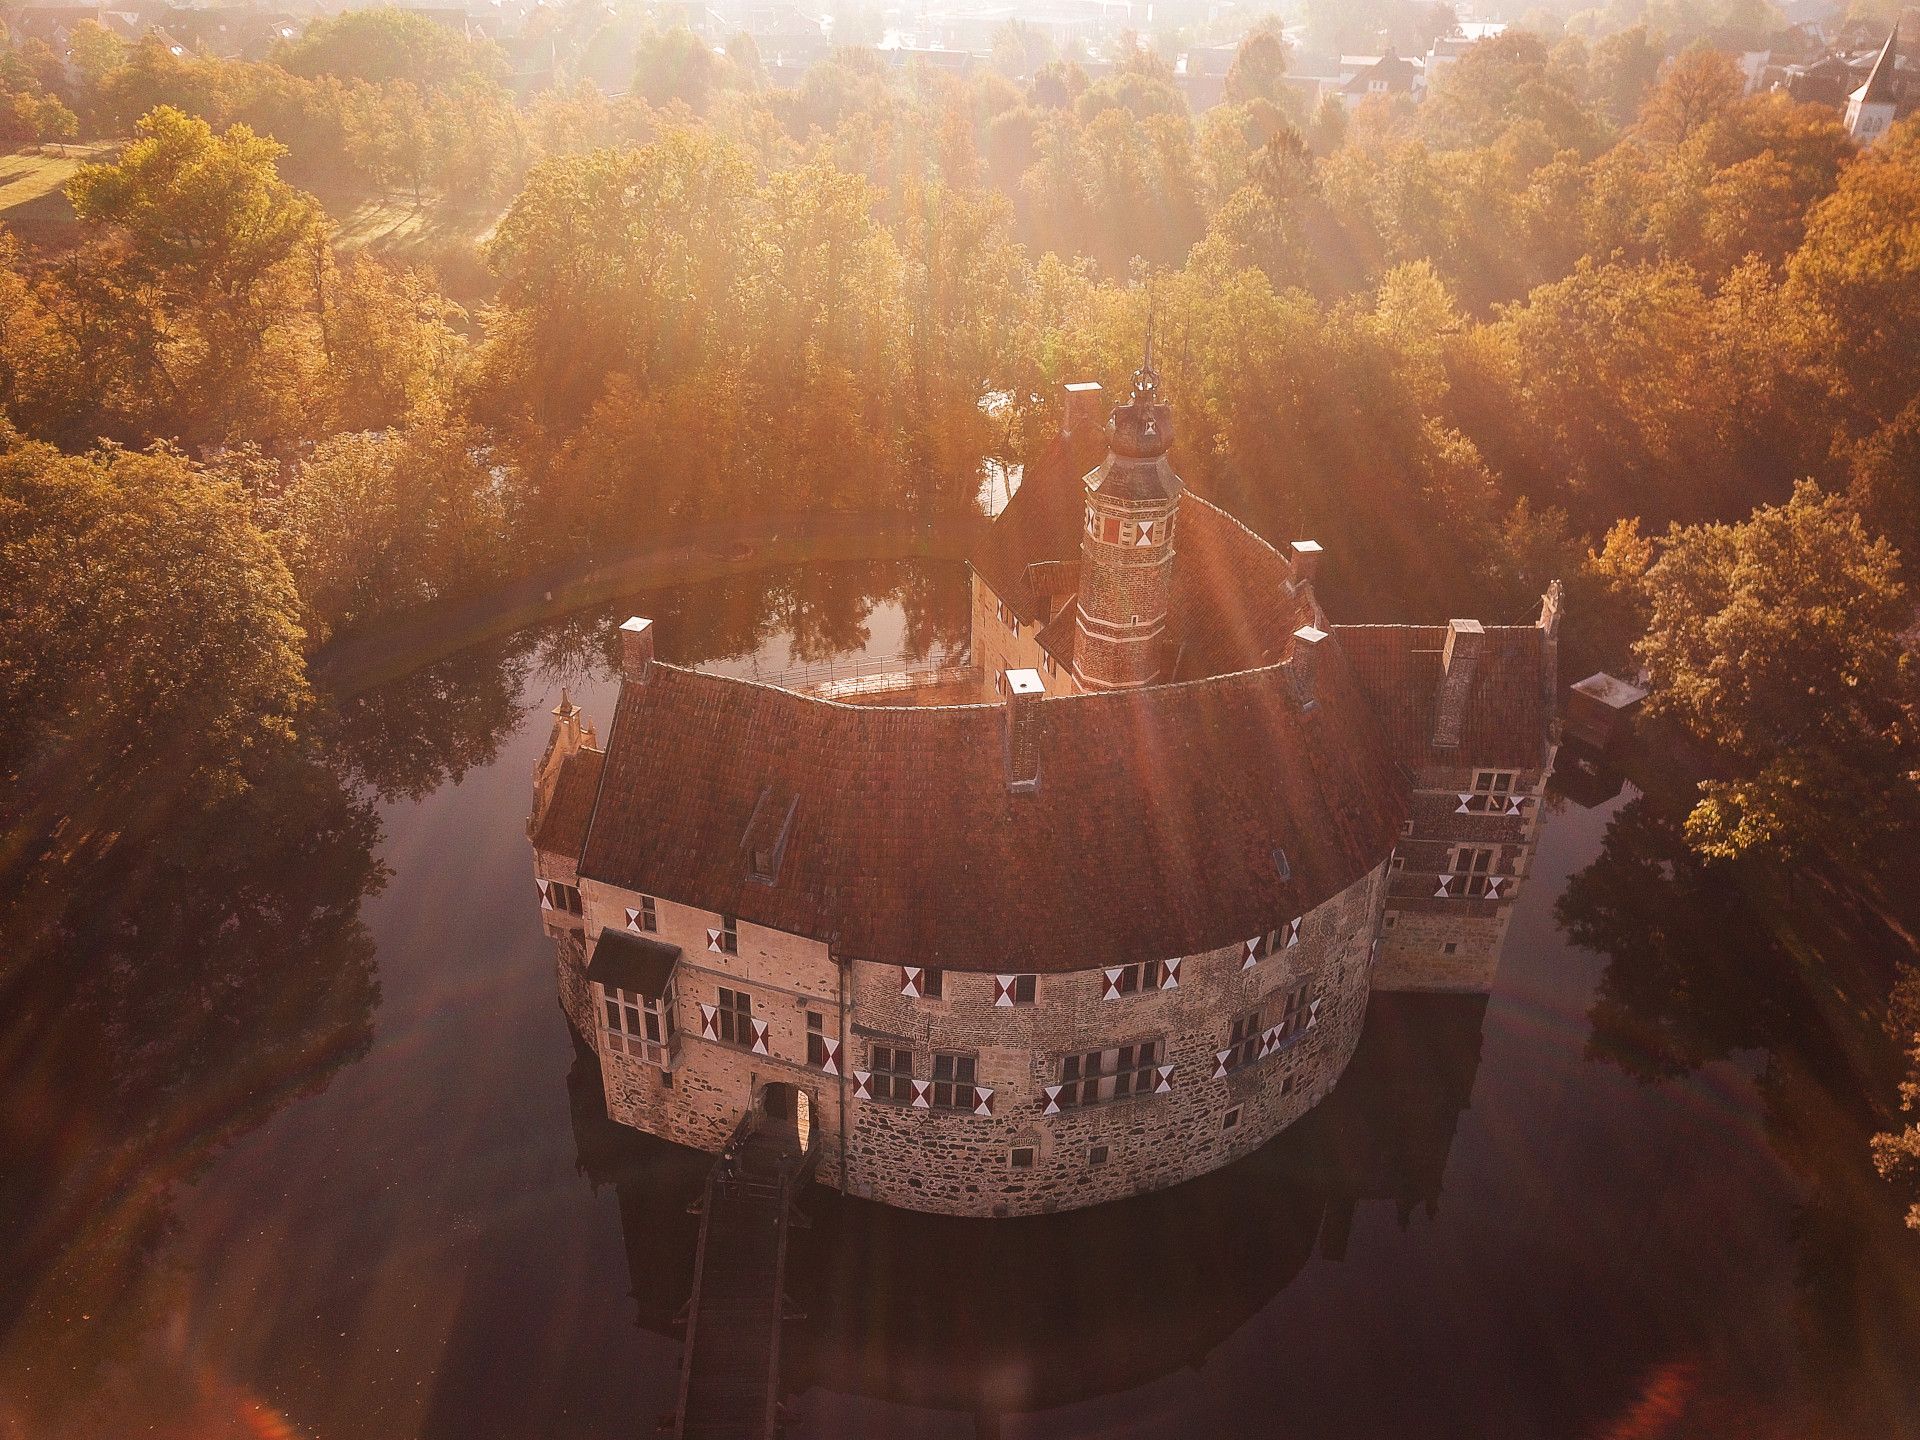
0, 440, 309, 873
1638, 482, 1916, 866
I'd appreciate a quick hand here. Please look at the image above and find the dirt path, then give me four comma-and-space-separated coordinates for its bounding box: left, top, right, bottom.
310, 510, 985, 699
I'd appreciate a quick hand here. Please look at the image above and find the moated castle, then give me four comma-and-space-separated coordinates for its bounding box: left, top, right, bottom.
528, 364, 1561, 1217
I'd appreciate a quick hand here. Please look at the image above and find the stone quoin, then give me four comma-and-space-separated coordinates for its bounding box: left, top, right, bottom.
529, 358, 1562, 1217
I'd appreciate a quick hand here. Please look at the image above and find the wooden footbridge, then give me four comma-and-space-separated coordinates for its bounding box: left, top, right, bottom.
671, 1094, 818, 1440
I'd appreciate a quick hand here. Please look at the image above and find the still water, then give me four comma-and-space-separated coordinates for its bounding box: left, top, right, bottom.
6, 559, 1920, 1440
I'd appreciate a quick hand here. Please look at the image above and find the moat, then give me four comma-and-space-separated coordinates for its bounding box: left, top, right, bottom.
7, 559, 1920, 1439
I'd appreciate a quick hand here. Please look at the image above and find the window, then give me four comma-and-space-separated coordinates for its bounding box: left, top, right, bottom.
1010, 1146, 1035, 1169
602, 983, 667, 1065
1222, 1106, 1242, 1131
806, 1011, 829, 1069
1110, 959, 1166, 995
1273, 982, 1312, 1045
1055, 1040, 1162, 1108
922, 967, 944, 1000
1012, 618, 1022, 639
1451, 845, 1499, 896
1401, 819, 1415, 837
717, 914, 739, 954
997, 974, 1037, 1006
1087, 1144, 1110, 1166
547, 881, 583, 915
1390, 855, 1406, 872
1225, 1008, 1263, 1072
1462, 771, 1522, 813
635, 894, 657, 931
1385, 913, 1398, 929
715, 986, 752, 1047
1443, 941, 1459, 955
870, 1044, 915, 1104
930, 1052, 977, 1110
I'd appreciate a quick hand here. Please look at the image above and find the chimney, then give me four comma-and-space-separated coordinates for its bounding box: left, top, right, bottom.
1288, 626, 1327, 712
1003, 667, 1045, 793
1286, 540, 1323, 594
1062, 382, 1104, 438
620, 616, 655, 684
1431, 618, 1485, 748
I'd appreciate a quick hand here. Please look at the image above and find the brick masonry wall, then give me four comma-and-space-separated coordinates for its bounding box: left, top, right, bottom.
555, 862, 1391, 1216
839, 860, 1388, 1216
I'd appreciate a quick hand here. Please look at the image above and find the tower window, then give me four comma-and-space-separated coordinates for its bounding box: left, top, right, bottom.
930, 1052, 978, 1110
717, 914, 739, 954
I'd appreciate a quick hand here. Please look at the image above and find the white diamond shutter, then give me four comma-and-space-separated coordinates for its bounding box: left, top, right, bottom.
900, 966, 924, 998
1434, 874, 1455, 898
1102, 967, 1124, 1000
1041, 1084, 1063, 1116
1211, 1048, 1233, 1079
1153, 1064, 1174, 1094
1485, 876, 1507, 899
750, 1019, 770, 1056
536, 879, 553, 910
1242, 937, 1261, 970
1284, 917, 1301, 948
624, 907, 641, 932
698, 1003, 718, 1039
818, 1037, 841, 1076
992, 975, 1017, 1006
910, 1079, 931, 1110
705, 928, 724, 953
971, 1086, 994, 1117
1307, 998, 1322, 1030
1161, 957, 1181, 989
1456, 792, 1474, 814
851, 1069, 872, 1101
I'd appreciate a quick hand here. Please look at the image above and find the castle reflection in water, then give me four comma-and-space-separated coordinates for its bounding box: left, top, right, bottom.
566, 989, 1491, 1426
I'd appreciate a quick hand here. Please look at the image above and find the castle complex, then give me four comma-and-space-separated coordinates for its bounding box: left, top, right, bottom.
529, 364, 1560, 1217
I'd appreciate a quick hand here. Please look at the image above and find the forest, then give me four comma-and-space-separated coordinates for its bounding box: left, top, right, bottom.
0, 8, 1918, 1228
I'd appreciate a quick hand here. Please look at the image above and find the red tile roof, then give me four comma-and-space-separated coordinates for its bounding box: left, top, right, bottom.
969, 429, 1102, 624
577, 648, 1405, 973
532, 747, 604, 857
1332, 624, 1550, 771
1170, 495, 1319, 678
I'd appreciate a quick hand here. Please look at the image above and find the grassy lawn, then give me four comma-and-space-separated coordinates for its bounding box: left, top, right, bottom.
0, 141, 117, 241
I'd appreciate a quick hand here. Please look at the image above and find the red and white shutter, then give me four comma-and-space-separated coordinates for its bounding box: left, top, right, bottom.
698, 1003, 718, 1039
910, 1079, 931, 1110
1485, 876, 1507, 899
1242, 936, 1262, 971
1211, 1048, 1233, 1079
750, 1019, 770, 1056
1456, 792, 1475, 814
705, 928, 724, 953
900, 966, 924, 998
1434, 874, 1455, 898
1153, 1064, 1174, 1094
1135, 518, 1157, 547
1161, 957, 1181, 989
971, 1085, 995, 1117
1505, 794, 1526, 815
1041, 1085, 1063, 1116
1284, 918, 1301, 948
992, 975, 1017, 1007
625, 906, 642, 932
818, 1038, 841, 1076
536, 879, 553, 910
1102, 968, 1124, 1001
851, 1069, 872, 1101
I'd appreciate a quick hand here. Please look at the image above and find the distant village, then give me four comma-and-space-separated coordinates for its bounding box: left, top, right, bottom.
2, 0, 1914, 142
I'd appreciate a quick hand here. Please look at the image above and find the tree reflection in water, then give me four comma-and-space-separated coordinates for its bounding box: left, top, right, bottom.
0, 742, 384, 1431
1556, 785, 1920, 1431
